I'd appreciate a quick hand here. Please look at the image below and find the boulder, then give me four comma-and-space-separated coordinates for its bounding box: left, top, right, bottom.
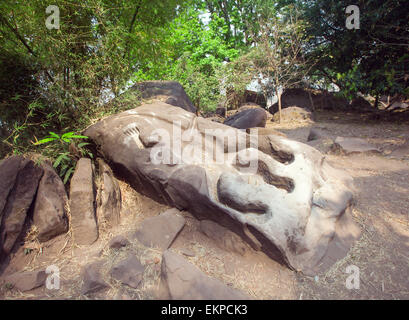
131, 81, 196, 113
350, 96, 372, 111
82, 261, 109, 295
0, 158, 43, 261
133, 208, 185, 251
110, 255, 145, 289
272, 106, 313, 123
0, 156, 24, 216
238, 103, 272, 120
96, 159, 121, 227
215, 106, 226, 117
307, 128, 327, 142
32, 163, 68, 242
108, 235, 130, 249
224, 108, 267, 129
69, 158, 98, 246
4, 270, 46, 292
331, 137, 381, 155
269, 88, 349, 113
84, 102, 360, 275
243, 90, 267, 107
160, 250, 249, 300
200, 220, 247, 255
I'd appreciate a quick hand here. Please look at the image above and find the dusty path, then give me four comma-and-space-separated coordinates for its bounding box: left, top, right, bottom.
0, 110, 408, 300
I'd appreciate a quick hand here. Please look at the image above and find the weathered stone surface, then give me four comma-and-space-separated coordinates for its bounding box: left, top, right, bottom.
238, 103, 272, 120
0, 159, 43, 260
133, 208, 185, 250
200, 220, 247, 255
84, 102, 360, 275
332, 137, 381, 155
0, 156, 24, 216
70, 158, 98, 246
272, 106, 313, 123
160, 250, 249, 300
33, 163, 68, 242
96, 159, 121, 227
307, 138, 335, 154
110, 255, 145, 288
4, 270, 46, 292
224, 108, 267, 129
131, 81, 197, 113
82, 261, 108, 295
108, 235, 130, 249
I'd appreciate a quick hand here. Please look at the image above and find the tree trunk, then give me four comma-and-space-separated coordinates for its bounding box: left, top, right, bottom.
276, 88, 282, 124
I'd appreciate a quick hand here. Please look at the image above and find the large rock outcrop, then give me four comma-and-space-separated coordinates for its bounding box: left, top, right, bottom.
84, 102, 360, 275
131, 81, 197, 114
0, 156, 43, 261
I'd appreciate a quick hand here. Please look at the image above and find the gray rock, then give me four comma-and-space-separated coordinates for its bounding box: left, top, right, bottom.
224, 108, 267, 129
82, 261, 108, 295
0, 156, 23, 216
332, 137, 381, 155
110, 255, 145, 288
0, 158, 43, 260
200, 220, 247, 255
160, 250, 250, 300
134, 208, 185, 251
84, 102, 360, 275
307, 138, 335, 154
4, 270, 47, 292
4, 270, 46, 292
307, 128, 327, 142
131, 81, 197, 113
70, 158, 98, 246
108, 235, 130, 249
96, 159, 121, 227
33, 163, 68, 242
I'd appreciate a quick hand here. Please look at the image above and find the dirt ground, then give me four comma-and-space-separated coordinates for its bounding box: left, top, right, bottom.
0, 110, 408, 300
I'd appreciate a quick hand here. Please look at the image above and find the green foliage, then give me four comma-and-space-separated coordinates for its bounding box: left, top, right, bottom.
34, 131, 92, 184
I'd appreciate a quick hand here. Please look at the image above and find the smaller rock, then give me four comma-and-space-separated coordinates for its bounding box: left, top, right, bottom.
110, 256, 145, 289
179, 248, 195, 257
199, 220, 247, 255
215, 106, 226, 117
96, 159, 121, 227
160, 250, 249, 300
70, 158, 98, 246
108, 235, 130, 249
350, 96, 372, 111
224, 108, 267, 129
307, 128, 327, 142
332, 137, 381, 155
272, 106, 313, 123
33, 163, 68, 242
133, 208, 185, 250
4, 270, 46, 292
307, 138, 335, 154
82, 261, 108, 295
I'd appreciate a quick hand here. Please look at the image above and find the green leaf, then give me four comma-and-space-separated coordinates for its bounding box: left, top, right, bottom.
34, 137, 57, 145
63, 167, 74, 185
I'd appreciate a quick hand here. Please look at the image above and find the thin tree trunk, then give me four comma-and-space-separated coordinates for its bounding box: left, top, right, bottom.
276, 87, 282, 124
